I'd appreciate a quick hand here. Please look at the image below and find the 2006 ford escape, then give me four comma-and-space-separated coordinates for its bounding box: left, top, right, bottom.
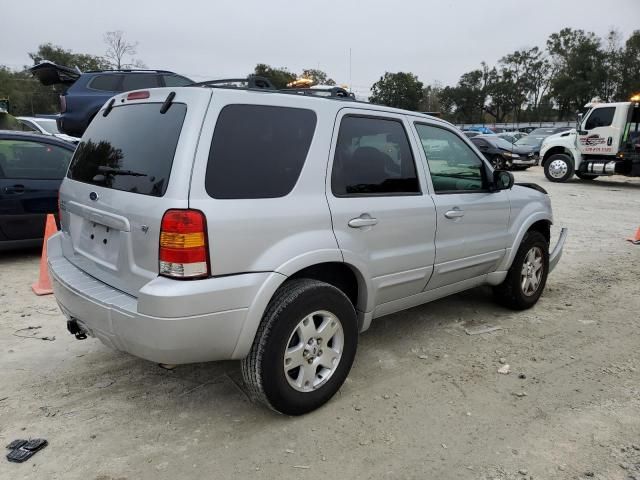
48, 82, 567, 415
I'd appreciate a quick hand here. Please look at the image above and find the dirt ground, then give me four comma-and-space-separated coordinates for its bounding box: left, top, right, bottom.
1, 167, 639, 480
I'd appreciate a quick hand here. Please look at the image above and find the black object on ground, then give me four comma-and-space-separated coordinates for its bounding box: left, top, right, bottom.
6, 438, 48, 463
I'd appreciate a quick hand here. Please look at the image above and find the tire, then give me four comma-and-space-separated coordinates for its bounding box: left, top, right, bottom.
575, 172, 598, 181
490, 155, 505, 170
493, 231, 549, 310
241, 279, 358, 415
544, 153, 574, 182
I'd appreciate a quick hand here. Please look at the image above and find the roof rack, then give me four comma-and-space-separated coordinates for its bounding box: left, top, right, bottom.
189, 76, 275, 89
280, 87, 355, 100
190, 76, 358, 102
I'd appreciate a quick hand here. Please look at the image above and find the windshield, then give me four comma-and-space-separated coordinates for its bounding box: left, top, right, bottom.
515, 136, 542, 146
67, 103, 187, 197
34, 119, 60, 135
495, 138, 514, 150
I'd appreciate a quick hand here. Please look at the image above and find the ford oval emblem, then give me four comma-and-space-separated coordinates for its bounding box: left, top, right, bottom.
89, 191, 99, 201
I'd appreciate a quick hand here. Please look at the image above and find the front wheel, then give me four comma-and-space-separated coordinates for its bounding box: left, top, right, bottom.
491, 155, 505, 170
544, 153, 574, 182
575, 172, 598, 181
493, 231, 549, 310
241, 279, 358, 415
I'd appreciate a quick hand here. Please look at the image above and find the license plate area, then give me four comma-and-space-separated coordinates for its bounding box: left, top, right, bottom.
75, 220, 121, 268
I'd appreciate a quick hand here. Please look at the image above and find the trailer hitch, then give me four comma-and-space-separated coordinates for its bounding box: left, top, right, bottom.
67, 319, 87, 340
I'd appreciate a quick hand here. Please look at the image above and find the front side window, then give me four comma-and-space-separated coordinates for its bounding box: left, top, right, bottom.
585, 107, 616, 130
415, 123, 486, 193
332, 116, 420, 196
0, 140, 72, 179
205, 105, 317, 199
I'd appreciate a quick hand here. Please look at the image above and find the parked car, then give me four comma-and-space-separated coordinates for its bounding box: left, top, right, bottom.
470, 135, 537, 169
514, 127, 571, 159
17, 116, 80, 143
0, 131, 75, 250
463, 130, 481, 138
498, 132, 528, 144
48, 84, 566, 415
29, 61, 193, 137
464, 126, 495, 134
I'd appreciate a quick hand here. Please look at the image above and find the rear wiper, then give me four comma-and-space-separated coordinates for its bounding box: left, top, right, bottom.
98, 166, 147, 177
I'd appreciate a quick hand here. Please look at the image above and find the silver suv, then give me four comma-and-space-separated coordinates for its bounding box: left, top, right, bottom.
48, 85, 567, 415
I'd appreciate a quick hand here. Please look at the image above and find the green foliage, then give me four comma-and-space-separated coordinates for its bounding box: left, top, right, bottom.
301, 69, 336, 86
29, 43, 110, 71
252, 64, 297, 89
369, 72, 424, 111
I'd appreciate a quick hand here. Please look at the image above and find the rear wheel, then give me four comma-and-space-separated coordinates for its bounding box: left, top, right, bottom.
544, 153, 574, 182
241, 279, 358, 415
493, 231, 549, 310
575, 172, 598, 181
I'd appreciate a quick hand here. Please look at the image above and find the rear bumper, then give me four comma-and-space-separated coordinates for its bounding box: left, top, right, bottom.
549, 227, 568, 273
47, 232, 271, 364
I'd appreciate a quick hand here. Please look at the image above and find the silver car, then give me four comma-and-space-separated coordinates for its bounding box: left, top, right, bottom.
48, 85, 567, 415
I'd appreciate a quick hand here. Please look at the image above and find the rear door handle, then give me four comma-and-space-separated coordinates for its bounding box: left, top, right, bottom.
348, 214, 379, 228
3, 184, 25, 194
444, 208, 465, 219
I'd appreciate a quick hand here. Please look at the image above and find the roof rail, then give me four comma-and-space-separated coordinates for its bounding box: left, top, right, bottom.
190, 76, 275, 89
189, 76, 358, 102
280, 86, 355, 100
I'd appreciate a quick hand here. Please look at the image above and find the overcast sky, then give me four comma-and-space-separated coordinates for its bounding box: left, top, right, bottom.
2, 0, 639, 97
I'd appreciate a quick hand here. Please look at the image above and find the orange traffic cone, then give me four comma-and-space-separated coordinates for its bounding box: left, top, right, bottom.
626, 226, 640, 245
32, 214, 58, 295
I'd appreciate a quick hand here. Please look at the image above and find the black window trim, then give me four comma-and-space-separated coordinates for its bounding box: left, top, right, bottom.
331, 113, 423, 198
414, 121, 492, 195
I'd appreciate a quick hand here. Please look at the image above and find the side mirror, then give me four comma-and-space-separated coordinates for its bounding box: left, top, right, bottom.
492, 170, 514, 191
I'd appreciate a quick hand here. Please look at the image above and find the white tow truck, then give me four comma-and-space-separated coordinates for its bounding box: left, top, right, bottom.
540, 95, 640, 182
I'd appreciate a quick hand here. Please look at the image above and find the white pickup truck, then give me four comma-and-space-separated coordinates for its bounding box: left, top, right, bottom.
540, 97, 640, 182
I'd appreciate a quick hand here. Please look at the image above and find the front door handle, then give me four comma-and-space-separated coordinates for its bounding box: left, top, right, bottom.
4, 184, 26, 194
444, 208, 465, 219
348, 214, 379, 228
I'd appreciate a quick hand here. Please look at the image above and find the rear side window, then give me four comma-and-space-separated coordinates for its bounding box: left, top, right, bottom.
332, 116, 420, 196
67, 103, 187, 196
162, 74, 192, 87
0, 140, 72, 179
122, 74, 161, 91
585, 107, 616, 130
205, 105, 317, 199
89, 75, 121, 92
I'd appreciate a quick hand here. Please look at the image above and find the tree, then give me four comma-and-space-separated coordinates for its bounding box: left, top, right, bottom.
418, 82, 443, 113
28, 43, 110, 71
300, 69, 336, 86
104, 31, 145, 69
252, 64, 297, 89
618, 30, 640, 100
547, 28, 607, 117
369, 72, 424, 111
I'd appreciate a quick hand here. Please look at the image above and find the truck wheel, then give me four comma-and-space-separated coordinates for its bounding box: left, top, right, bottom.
544, 154, 574, 182
575, 172, 598, 181
241, 279, 358, 415
493, 231, 549, 310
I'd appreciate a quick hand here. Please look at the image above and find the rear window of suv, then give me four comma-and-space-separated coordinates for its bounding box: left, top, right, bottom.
67, 103, 187, 197
205, 104, 317, 199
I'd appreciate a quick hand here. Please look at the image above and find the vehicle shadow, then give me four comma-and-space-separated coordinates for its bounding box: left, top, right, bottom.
563, 177, 640, 190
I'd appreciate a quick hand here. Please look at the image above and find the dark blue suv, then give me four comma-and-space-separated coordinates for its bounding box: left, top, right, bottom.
30, 62, 192, 137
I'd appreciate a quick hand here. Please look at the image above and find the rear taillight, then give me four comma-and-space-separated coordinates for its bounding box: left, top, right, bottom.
59, 95, 66, 113
159, 209, 209, 279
